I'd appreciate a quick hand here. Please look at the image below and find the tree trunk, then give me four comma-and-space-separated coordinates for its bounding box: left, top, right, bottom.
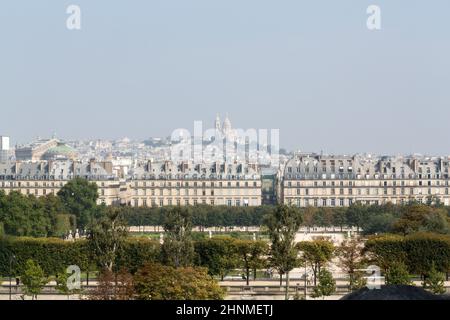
313, 269, 317, 286
285, 271, 290, 300
279, 273, 283, 286
253, 268, 257, 280
246, 268, 250, 286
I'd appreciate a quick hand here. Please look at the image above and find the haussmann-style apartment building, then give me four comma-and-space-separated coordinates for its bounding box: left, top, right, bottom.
281, 153, 450, 207
128, 160, 262, 207
0, 159, 123, 205
0, 159, 263, 207
1, 153, 449, 208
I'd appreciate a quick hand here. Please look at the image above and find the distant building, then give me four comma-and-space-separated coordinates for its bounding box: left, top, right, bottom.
128, 160, 262, 207
15, 139, 78, 161
0, 136, 10, 162
281, 153, 450, 207
0, 159, 121, 205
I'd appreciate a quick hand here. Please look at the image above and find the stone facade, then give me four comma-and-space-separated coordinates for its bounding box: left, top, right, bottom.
0, 159, 121, 205
0, 159, 262, 207
2, 153, 449, 208
128, 160, 262, 207
281, 154, 450, 207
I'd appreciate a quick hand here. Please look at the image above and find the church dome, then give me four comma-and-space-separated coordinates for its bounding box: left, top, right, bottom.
42, 143, 78, 160
223, 116, 232, 132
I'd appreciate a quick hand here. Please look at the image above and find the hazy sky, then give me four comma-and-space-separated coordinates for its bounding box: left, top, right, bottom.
0, 1, 449, 155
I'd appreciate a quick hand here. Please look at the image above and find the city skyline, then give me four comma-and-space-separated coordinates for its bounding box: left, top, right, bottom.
1, 1, 450, 155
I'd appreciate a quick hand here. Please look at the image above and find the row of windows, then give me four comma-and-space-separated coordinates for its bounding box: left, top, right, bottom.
286, 163, 449, 175
286, 180, 450, 187
0, 175, 112, 181
133, 188, 260, 196
286, 196, 449, 207
284, 173, 450, 180
131, 198, 254, 207
1, 181, 65, 188
133, 181, 259, 188
289, 187, 449, 196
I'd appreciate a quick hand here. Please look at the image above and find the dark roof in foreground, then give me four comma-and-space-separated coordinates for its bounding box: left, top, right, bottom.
340, 285, 450, 300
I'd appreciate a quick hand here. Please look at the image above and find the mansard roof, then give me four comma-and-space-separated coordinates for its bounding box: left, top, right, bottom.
130, 160, 260, 180
283, 154, 450, 180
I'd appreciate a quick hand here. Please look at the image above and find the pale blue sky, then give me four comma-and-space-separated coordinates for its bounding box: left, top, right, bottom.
0, 1, 449, 154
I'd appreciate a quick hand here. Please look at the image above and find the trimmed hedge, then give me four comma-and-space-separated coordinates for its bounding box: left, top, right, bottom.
0, 237, 89, 276
0, 236, 160, 277
365, 232, 450, 275
115, 237, 161, 273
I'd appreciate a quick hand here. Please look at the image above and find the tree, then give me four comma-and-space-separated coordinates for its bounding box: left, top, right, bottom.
0, 192, 51, 237
385, 261, 412, 285
38, 194, 70, 237
332, 208, 348, 232
361, 213, 396, 235
87, 206, 128, 272
133, 263, 225, 300
234, 240, 268, 285
392, 205, 450, 235
297, 239, 334, 286
422, 263, 446, 295
346, 204, 368, 232
21, 259, 47, 300
336, 239, 365, 291
311, 269, 336, 299
249, 240, 269, 281
57, 178, 99, 229
55, 269, 81, 299
301, 207, 316, 231
194, 237, 238, 280
264, 205, 302, 300
89, 268, 134, 300
160, 206, 194, 268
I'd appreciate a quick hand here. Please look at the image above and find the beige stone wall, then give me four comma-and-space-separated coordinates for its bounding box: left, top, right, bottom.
128, 179, 262, 207
282, 178, 450, 206
0, 179, 262, 207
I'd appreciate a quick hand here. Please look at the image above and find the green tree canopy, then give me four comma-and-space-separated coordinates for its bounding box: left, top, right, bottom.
57, 178, 99, 229
264, 205, 302, 300
133, 263, 225, 300
21, 259, 47, 300
298, 239, 334, 286
160, 206, 194, 267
